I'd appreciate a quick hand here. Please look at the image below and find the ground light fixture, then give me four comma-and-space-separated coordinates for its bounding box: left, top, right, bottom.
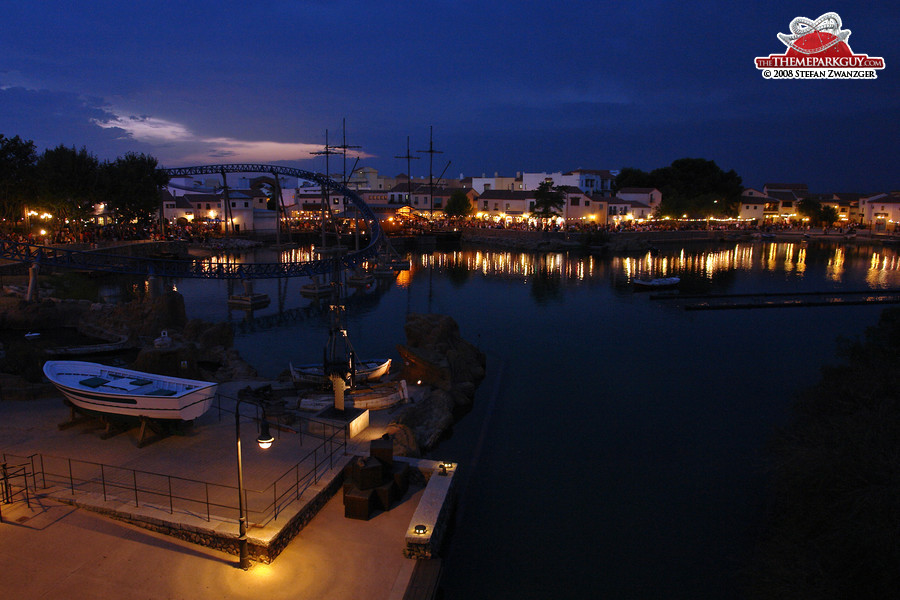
414, 524, 428, 535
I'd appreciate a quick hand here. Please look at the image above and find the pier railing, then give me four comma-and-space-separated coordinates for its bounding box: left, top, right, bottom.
0, 418, 346, 528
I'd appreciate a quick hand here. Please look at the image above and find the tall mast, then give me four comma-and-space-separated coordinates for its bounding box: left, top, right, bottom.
333, 118, 362, 249
395, 136, 419, 208
312, 129, 339, 247
417, 126, 443, 220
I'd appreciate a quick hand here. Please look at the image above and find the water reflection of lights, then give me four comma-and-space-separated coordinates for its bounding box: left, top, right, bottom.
192, 244, 900, 288
826, 247, 844, 281
866, 252, 900, 287
395, 267, 412, 288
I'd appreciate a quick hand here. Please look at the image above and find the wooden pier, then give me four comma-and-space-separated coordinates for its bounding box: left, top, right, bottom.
649, 289, 900, 310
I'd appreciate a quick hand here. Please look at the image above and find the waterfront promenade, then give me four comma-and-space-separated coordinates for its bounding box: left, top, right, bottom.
0, 381, 438, 600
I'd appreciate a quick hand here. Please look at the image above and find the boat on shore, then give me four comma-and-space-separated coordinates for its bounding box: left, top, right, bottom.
633, 276, 681, 289
289, 358, 392, 386
43, 360, 217, 421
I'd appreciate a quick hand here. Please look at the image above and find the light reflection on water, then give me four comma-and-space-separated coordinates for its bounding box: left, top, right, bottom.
164, 240, 900, 598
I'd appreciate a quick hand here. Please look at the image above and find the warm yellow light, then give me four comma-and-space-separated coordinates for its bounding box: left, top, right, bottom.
39, 229, 47, 235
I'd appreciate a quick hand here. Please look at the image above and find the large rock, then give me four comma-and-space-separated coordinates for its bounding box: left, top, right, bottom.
0, 298, 92, 330
392, 313, 487, 453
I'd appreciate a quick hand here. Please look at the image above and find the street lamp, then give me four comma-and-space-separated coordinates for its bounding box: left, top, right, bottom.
235, 398, 275, 570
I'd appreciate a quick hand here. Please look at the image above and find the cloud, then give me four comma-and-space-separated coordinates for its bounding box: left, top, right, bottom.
93, 109, 366, 164
94, 114, 194, 143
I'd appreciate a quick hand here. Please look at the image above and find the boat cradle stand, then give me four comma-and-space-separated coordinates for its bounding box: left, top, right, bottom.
57, 404, 168, 448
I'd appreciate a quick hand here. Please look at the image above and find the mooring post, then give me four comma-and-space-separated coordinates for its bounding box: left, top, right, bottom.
25, 262, 39, 302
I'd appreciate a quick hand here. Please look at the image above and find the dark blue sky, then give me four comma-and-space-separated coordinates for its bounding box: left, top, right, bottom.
1, 1, 897, 192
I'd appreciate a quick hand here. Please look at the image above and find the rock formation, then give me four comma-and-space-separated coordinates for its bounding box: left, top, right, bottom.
389, 313, 486, 454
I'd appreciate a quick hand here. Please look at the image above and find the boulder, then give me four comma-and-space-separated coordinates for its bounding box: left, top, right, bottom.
390, 313, 487, 452
382, 423, 421, 458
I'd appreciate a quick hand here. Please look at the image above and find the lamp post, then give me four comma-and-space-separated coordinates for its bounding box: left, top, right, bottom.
235, 398, 275, 570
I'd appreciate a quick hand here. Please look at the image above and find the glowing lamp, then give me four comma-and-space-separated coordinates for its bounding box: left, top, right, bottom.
413, 524, 428, 535
257, 421, 275, 449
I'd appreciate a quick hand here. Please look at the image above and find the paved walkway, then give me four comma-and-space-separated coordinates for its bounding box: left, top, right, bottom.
0, 381, 431, 600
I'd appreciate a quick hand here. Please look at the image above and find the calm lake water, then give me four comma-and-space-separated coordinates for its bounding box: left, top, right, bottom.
171, 240, 899, 598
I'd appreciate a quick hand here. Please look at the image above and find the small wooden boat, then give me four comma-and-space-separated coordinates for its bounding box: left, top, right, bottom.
300, 276, 335, 299
289, 358, 392, 385
633, 276, 681, 289
43, 360, 217, 421
227, 293, 271, 309
346, 268, 375, 287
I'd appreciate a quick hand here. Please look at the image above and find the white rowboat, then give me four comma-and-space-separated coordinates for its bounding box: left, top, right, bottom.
43, 360, 217, 421
289, 358, 392, 386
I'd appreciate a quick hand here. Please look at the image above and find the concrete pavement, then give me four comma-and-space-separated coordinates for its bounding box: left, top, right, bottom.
0, 381, 438, 600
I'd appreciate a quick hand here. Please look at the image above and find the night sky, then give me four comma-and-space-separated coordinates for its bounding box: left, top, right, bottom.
1, 1, 897, 193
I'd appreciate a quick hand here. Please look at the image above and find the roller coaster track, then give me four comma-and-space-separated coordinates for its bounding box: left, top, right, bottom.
0, 164, 383, 279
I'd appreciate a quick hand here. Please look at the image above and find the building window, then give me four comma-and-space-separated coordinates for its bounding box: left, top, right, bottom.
571, 197, 580, 206
483, 201, 488, 210
244, 202, 249, 208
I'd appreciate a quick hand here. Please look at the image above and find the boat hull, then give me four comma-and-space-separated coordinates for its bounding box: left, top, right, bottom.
633, 277, 680, 289
289, 359, 391, 385
43, 361, 217, 421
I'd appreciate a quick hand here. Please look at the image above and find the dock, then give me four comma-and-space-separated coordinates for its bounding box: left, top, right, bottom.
0, 380, 453, 600
649, 289, 900, 310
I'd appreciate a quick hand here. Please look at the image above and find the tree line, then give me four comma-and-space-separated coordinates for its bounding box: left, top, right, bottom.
0, 134, 169, 232
615, 157, 744, 218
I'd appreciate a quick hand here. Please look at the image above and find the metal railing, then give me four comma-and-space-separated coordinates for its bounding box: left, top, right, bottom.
0, 461, 33, 522
0, 418, 346, 528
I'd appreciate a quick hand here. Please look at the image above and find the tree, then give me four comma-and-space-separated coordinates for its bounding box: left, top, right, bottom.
34, 145, 101, 228
820, 205, 839, 227
615, 158, 743, 218
0, 134, 38, 224
531, 180, 564, 220
102, 153, 169, 229
798, 197, 822, 221
444, 189, 472, 219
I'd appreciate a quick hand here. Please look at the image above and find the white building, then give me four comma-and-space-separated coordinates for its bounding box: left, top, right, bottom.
738, 188, 769, 222
616, 188, 662, 213
470, 174, 522, 194
860, 192, 900, 232
522, 171, 580, 191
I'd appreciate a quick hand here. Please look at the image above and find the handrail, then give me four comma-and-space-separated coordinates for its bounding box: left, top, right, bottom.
0, 419, 346, 527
